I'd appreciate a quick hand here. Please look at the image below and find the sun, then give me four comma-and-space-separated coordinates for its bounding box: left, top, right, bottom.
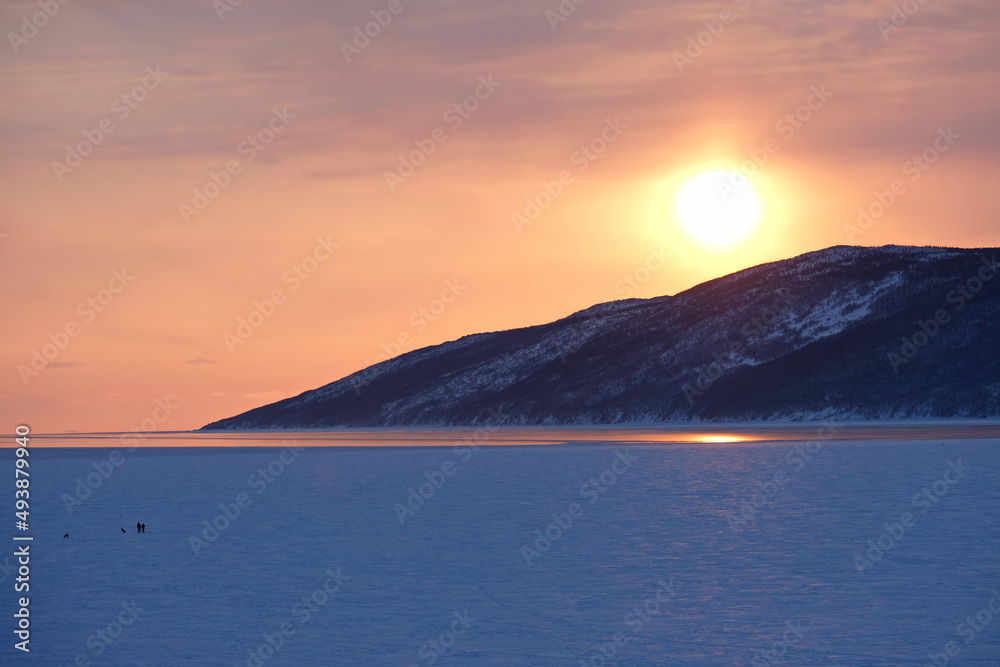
674, 169, 764, 250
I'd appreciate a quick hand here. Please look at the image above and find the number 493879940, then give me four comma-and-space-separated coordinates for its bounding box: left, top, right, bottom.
15, 424, 30, 529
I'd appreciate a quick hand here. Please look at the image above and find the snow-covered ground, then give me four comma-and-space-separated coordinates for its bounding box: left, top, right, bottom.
8, 429, 1000, 665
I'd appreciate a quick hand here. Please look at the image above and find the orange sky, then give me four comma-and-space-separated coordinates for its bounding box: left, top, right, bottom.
2, 0, 999, 433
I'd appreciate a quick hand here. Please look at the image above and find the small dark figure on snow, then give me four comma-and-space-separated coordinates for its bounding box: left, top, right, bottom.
136, 522, 141, 533
63, 533, 69, 538
121, 528, 126, 533
140, 523, 146, 533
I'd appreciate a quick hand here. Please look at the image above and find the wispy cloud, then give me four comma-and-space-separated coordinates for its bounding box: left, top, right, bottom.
242, 391, 285, 400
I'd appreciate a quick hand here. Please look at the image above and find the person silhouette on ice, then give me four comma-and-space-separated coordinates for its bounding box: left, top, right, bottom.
136, 522, 141, 533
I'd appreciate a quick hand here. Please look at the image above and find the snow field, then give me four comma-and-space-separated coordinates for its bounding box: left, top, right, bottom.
6, 433, 999, 665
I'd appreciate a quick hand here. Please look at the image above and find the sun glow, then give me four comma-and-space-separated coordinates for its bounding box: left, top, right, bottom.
674, 169, 764, 250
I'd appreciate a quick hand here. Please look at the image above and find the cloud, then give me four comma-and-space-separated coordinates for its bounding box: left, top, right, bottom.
4, 0, 998, 170
241, 391, 285, 400
187, 357, 219, 364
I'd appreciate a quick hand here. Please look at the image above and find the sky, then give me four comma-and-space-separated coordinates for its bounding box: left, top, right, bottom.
1, 0, 999, 433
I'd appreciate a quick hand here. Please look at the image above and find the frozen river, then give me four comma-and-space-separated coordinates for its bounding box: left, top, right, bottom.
7, 425, 1000, 665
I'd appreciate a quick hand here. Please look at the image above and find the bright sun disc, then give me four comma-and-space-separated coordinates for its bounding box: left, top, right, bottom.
675, 169, 763, 250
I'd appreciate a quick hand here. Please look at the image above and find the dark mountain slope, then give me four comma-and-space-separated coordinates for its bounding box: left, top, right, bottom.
203, 245, 1000, 428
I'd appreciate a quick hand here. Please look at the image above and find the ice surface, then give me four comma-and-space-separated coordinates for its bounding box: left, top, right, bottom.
8, 430, 1000, 665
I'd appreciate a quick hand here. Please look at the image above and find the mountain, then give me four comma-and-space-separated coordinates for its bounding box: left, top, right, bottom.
202, 245, 1000, 429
